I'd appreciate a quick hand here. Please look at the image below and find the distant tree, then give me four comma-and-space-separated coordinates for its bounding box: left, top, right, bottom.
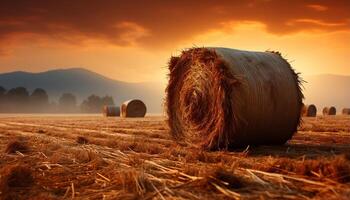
5, 87, 30, 112
59, 93, 77, 112
0, 86, 6, 102
81, 95, 102, 113
30, 88, 49, 105
81, 95, 114, 113
0, 86, 5, 97
30, 88, 49, 112
0, 86, 6, 112
102, 96, 115, 106
6, 87, 30, 104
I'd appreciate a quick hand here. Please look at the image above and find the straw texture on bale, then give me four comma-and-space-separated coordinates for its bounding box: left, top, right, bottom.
323, 107, 337, 115
302, 104, 317, 117
166, 47, 303, 150
121, 99, 147, 118
342, 108, 350, 115
103, 106, 120, 117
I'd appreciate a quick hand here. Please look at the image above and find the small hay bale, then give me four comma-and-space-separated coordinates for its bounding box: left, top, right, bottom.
76, 136, 89, 144
166, 47, 303, 150
0, 164, 33, 190
121, 99, 147, 118
5, 140, 29, 154
342, 108, 350, 115
103, 105, 120, 117
323, 106, 337, 115
301, 104, 317, 117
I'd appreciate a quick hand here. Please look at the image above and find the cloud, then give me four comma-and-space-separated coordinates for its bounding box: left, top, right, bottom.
307, 4, 328, 11
0, 0, 349, 50
287, 19, 348, 28
112, 21, 150, 46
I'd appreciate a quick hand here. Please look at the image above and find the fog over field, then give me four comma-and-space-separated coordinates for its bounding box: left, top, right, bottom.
0, 68, 164, 113
0, 68, 349, 114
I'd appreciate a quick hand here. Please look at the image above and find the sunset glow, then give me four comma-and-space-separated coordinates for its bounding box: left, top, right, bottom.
0, 0, 349, 82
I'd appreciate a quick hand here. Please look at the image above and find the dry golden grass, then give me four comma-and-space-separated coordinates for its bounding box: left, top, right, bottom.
0, 115, 349, 199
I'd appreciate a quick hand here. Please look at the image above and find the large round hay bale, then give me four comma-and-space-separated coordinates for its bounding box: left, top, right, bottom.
103, 106, 120, 117
121, 99, 147, 118
301, 104, 317, 117
323, 106, 336, 115
342, 108, 350, 115
166, 47, 303, 150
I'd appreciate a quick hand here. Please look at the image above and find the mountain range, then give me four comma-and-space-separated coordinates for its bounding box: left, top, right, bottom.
0, 68, 165, 113
0, 68, 349, 114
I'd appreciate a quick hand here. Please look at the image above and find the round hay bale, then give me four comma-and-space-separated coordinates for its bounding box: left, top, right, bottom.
103, 105, 120, 117
121, 99, 147, 118
302, 104, 317, 117
166, 47, 303, 150
342, 108, 350, 115
323, 106, 337, 115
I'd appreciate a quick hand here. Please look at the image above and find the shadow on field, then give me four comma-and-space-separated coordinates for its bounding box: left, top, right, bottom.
247, 143, 350, 158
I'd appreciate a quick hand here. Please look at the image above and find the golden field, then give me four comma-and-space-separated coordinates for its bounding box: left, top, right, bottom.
0, 115, 350, 199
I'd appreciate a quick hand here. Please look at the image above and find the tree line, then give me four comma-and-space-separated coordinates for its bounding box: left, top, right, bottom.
0, 86, 114, 113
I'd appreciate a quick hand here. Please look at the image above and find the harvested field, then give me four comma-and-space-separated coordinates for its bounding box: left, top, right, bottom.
0, 115, 350, 199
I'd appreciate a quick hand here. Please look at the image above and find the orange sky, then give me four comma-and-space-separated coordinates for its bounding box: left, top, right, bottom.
0, 0, 349, 82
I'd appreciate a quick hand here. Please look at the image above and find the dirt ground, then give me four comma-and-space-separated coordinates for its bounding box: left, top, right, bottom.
0, 115, 349, 199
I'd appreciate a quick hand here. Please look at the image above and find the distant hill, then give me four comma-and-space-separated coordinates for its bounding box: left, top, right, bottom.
302, 74, 350, 113
0, 68, 349, 114
0, 68, 165, 113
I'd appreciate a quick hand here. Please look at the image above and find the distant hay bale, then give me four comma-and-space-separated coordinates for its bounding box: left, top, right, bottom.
121, 99, 147, 118
166, 47, 303, 150
103, 105, 120, 117
342, 108, 350, 115
301, 104, 317, 117
323, 106, 337, 115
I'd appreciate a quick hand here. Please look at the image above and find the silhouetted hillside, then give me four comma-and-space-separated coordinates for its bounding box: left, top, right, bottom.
0, 68, 165, 113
